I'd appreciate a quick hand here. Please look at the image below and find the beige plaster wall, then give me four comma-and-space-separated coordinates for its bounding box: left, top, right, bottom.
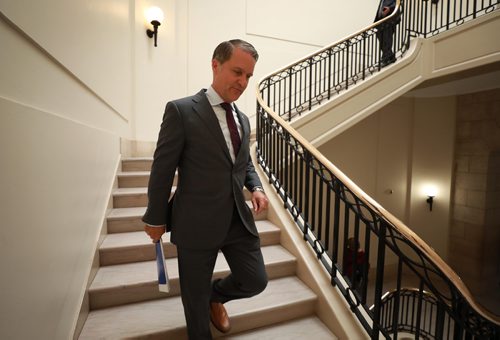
0, 98, 119, 339
318, 96, 456, 260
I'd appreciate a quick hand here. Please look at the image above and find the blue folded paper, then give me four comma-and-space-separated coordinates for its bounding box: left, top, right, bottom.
155, 239, 170, 292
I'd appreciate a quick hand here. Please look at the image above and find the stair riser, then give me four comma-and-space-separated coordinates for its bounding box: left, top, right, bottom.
113, 188, 250, 208
100, 230, 280, 266
107, 209, 267, 233
223, 300, 316, 337
118, 174, 178, 188
89, 260, 297, 310
107, 217, 143, 234
118, 176, 149, 188
122, 160, 153, 172
99, 243, 176, 266
113, 194, 148, 208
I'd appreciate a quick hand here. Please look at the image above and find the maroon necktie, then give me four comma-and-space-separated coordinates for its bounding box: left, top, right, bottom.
220, 102, 241, 157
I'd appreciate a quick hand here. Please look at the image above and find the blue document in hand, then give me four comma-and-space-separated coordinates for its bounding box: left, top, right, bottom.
155, 239, 170, 292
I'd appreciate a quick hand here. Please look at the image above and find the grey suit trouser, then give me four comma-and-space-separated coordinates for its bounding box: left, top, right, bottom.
176, 209, 268, 340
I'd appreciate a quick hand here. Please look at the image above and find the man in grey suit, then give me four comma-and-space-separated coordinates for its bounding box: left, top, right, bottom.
143, 39, 268, 339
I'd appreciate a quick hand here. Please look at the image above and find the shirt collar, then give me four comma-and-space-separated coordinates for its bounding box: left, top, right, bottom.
206, 86, 233, 109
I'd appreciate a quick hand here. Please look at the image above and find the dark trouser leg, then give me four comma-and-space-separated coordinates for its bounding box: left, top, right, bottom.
377, 24, 395, 62
211, 212, 268, 304
177, 246, 218, 340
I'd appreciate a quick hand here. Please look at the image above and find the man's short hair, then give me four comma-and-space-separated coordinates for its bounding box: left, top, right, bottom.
212, 39, 259, 64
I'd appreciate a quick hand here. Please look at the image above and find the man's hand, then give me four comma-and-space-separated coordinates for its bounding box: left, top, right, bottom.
251, 191, 268, 214
144, 225, 166, 243
382, 6, 391, 16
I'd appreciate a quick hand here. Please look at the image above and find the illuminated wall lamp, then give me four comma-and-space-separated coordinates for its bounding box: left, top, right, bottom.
146, 7, 164, 47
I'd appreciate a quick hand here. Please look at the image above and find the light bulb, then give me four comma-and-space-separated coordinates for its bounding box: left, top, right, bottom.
423, 185, 438, 198
145, 6, 164, 24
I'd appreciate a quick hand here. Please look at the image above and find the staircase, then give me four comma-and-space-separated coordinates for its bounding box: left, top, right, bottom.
78, 157, 338, 339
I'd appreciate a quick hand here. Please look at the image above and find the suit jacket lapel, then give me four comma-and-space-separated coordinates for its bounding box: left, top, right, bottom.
191, 90, 233, 162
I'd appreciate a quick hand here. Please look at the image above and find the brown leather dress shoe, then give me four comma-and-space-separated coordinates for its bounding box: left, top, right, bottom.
210, 302, 231, 333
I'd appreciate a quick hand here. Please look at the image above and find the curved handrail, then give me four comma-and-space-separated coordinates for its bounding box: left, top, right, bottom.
255, 91, 500, 326
372, 288, 444, 338
260, 1, 403, 83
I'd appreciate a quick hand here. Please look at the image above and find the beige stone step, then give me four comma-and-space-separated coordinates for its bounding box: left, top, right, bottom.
90, 245, 296, 310
122, 157, 153, 172
100, 220, 281, 266
107, 202, 267, 233
112, 187, 175, 208
107, 207, 146, 233
223, 316, 337, 339
80, 276, 316, 339
113, 187, 253, 208
117, 171, 150, 188
112, 187, 148, 208
117, 171, 179, 188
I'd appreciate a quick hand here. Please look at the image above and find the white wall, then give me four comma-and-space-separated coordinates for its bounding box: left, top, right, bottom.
409, 96, 455, 258
247, 0, 378, 47
0, 99, 119, 340
137, 0, 381, 141
0, 4, 123, 338
0, 0, 134, 124
318, 96, 455, 259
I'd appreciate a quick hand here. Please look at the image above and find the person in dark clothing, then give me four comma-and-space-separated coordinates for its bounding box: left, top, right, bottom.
374, 0, 401, 67
343, 237, 369, 290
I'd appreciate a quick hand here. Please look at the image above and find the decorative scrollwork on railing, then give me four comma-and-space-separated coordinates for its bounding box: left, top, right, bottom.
375, 288, 500, 339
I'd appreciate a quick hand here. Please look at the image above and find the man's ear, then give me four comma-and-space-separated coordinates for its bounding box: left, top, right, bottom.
212, 59, 219, 73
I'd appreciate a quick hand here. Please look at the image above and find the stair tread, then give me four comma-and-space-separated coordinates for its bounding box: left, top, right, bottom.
101, 220, 279, 250
107, 206, 146, 219
122, 157, 153, 161
91, 244, 293, 291
113, 187, 148, 195
117, 171, 151, 176
80, 276, 315, 339
224, 316, 337, 339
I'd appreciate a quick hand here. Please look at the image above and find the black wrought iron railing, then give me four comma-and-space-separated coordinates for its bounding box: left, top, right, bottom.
259, 0, 499, 122
374, 288, 457, 339
255, 0, 500, 338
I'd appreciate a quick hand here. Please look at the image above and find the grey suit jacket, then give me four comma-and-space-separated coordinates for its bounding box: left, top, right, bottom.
142, 89, 262, 249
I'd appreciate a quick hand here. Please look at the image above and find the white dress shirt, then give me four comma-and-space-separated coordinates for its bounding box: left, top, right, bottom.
205, 86, 242, 163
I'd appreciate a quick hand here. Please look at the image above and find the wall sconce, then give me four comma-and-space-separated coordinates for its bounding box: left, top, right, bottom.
145, 6, 164, 47
426, 195, 435, 211
424, 186, 438, 211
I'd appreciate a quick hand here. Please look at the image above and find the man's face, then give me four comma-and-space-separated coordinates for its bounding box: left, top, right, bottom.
211, 47, 256, 103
